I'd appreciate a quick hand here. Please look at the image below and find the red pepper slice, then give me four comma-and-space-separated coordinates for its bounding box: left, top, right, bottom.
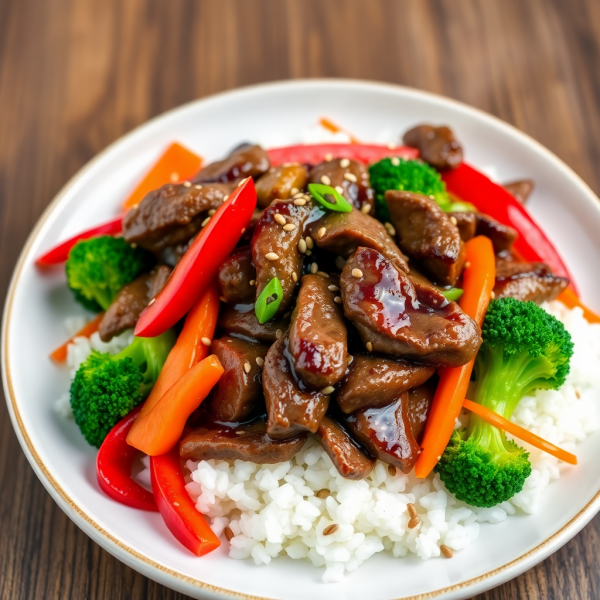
96, 404, 157, 511
134, 178, 257, 338
442, 163, 578, 292
150, 449, 220, 556
267, 143, 418, 167
36, 214, 124, 267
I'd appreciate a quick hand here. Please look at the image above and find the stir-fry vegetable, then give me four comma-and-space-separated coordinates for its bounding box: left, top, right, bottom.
50, 313, 104, 362
557, 287, 600, 324
308, 183, 353, 213
255, 277, 284, 324
441, 287, 464, 302
96, 404, 158, 511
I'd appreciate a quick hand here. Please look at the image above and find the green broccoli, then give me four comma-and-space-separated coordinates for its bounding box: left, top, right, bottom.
368, 157, 474, 221
435, 298, 573, 507
66, 236, 154, 312
70, 330, 176, 447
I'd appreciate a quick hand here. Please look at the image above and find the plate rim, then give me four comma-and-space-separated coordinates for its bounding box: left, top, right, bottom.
3, 78, 600, 600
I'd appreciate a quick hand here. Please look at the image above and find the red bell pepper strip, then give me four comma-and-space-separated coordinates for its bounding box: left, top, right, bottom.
134, 178, 257, 338
267, 143, 418, 167
96, 404, 157, 511
35, 214, 124, 267
442, 163, 578, 293
151, 448, 221, 556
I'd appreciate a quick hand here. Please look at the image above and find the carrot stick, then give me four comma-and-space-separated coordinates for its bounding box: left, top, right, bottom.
462, 399, 577, 465
50, 313, 104, 363
136, 282, 220, 421
122, 142, 203, 211
126, 354, 224, 456
415, 236, 496, 478
319, 117, 361, 144
557, 287, 600, 324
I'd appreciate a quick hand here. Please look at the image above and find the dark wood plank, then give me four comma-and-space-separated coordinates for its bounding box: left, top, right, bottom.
1, 1, 599, 598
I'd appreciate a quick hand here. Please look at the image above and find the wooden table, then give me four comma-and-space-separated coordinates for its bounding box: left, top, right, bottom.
1, 1, 599, 598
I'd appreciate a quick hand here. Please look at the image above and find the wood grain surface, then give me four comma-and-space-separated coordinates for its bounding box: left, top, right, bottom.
1, 1, 600, 598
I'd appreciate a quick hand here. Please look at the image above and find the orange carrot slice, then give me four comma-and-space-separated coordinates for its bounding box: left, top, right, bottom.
50, 313, 104, 363
122, 142, 203, 211
463, 399, 577, 464
319, 117, 360, 144
557, 287, 600, 324
415, 236, 496, 478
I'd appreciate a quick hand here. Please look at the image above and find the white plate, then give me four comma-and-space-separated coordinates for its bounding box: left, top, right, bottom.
3, 80, 600, 600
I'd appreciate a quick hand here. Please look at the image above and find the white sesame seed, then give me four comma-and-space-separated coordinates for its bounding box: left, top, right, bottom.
317, 271, 329, 277
335, 185, 344, 194
183, 180, 191, 188
340, 158, 350, 168
305, 250, 312, 256
305, 236, 314, 249
221, 296, 229, 303
283, 223, 296, 231
352, 268, 363, 278
310, 262, 318, 274
208, 209, 216, 216
490, 291, 496, 299
449, 216, 458, 226
275, 329, 282, 339
194, 184, 203, 190
334, 296, 342, 304
366, 342, 373, 352
325, 153, 333, 161
298, 239, 307, 253
293, 192, 304, 199
292, 272, 298, 282
148, 298, 156, 306
290, 187, 299, 196
384, 222, 396, 236
343, 172, 357, 183
223, 195, 230, 202
361, 204, 371, 214
321, 386, 335, 395
256, 357, 265, 367
274, 214, 286, 225
201, 337, 211, 346
237, 178, 248, 187
240, 227, 246, 234
391, 157, 400, 166
201, 217, 211, 227
243, 361, 251, 374
293, 198, 307, 206
265, 252, 279, 261
317, 226, 326, 239
328, 284, 339, 292
320, 175, 331, 185
249, 279, 256, 286
347, 355, 353, 365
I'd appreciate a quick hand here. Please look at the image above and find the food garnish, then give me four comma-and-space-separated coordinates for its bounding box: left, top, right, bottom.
255, 276, 284, 324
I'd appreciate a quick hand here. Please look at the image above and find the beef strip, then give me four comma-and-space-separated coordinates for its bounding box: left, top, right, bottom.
217, 247, 256, 303
251, 199, 313, 315
193, 144, 270, 183
503, 180, 534, 205
262, 336, 329, 439
255, 164, 308, 208
305, 208, 409, 273
448, 211, 517, 252
218, 303, 290, 344
386, 190, 465, 285
494, 260, 568, 304
343, 394, 420, 473
448, 211, 477, 243
316, 415, 375, 480
335, 355, 435, 414
308, 158, 374, 211
406, 378, 437, 444
288, 274, 348, 389
122, 182, 234, 252
402, 124, 463, 170
209, 336, 269, 422
340, 247, 482, 367
179, 418, 307, 464
99, 265, 171, 342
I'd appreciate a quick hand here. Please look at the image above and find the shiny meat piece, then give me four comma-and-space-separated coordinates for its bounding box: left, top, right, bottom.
99, 265, 171, 342
335, 355, 435, 414
340, 247, 481, 367
217, 247, 256, 303
255, 164, 308, 208
122, 182, 234, 252
316, 416, 375, 480
402, 124, 463, 170
179, 419, 307, 464
494, 260, 568, 304
386, 190, 465, 285
251, 199, 313, 315
406, 378, 437, 444
288, 274, 348, 389
448, 211, 477, 243
343, 394, 420, 473
263, 336, 329, 439
305, 208, 409, 273
503, 180, 534, 204
209, 336, 269, 422
193, 144, 270, 183
475, 213, 517, 253
217, 303, 289, 344
308, 158, 374, 211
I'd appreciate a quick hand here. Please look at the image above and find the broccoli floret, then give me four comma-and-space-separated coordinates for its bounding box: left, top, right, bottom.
66, 236, 154, 312
435, 298, 573, 507
70, 330, 175, 447
368, 157, 474, 221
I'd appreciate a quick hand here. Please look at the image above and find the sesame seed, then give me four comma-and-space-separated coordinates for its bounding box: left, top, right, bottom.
576, 389, 581, 399
194, 184, 203, 190
256, 357, 265, 368
388, 464, 397, 476
335, 185, 344, 194
292, 272, 298, 282
148, 298, 155, 306
283, 223, 296, 231
170, 172, 179, 182
321, 386, 335, 394
293, 191, 304, 199
275, 329, 282, 339
464, 262, 471, 269
361, 203, 371, 214
440, 545, 454, 558
408, 516, 421, 529
391, 157, 400, 166
201, 217, 210, 227
344, 172, 357, 183
219, 296, 227, 303
347, 355, 353, 365
249, 279, 256, 286
274, 214, 286, 225
201, 337, 211, 346
305, 250, 312, 256
384, 222, 396, 236
387, 142, 396, 149
334, 296, 342, 304
243, 361, 251, 374
237, 178, 248, 187
310, 262, 318, 274
224, 526, 234, 541
323, 524, 339, 536
366, 342, 373, 352
298, 239, 307, 253
316, 489, 330, 499
317, 271, 329, 277
240, 227, 246, 234
352, 268, 363, 278
208, 209, 216, 216
490, 291, 496, 299
340, 158, 350, 168
265, 252, 279, 261
183, 180, 192, 188
335, 256, 347, 270
294, 198, 307, 206
317, 226, 327, 239
223, 194, 230, 202
305, 236, 314, 249
407, 503, 418, 518
290, 187, 299, 196
449, 216, 458, 226
320, 175, 331, 185
325, 153, 333, 161
328, 284, 339, 292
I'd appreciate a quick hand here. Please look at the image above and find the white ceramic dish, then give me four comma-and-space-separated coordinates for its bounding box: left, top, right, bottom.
3, 80, 600, 600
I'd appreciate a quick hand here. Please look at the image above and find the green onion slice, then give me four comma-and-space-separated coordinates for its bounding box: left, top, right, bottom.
442, 287, 464, 302
308, 183, 353, 213
255, 277, 284, 324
